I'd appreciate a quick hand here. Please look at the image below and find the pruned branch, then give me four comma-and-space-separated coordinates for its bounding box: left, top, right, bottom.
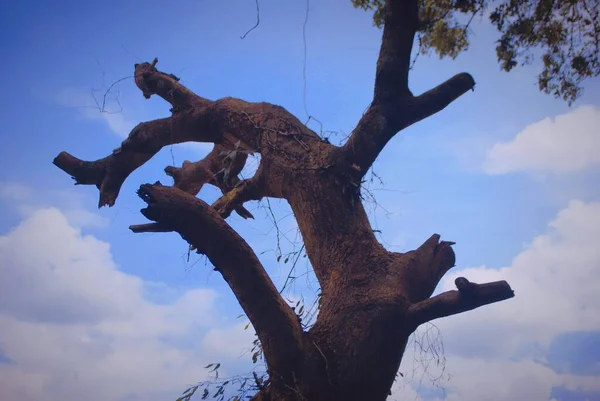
398, 233, 456, 302
134, 57, 209, 108
164, 144, 255, 219
53, 117, 173, 207
408, 72, 476, 128
212, 162, 266, 219
407, 277, 515, 328
132, 183, 304, 379
213, 175, 256, 219
212, 173, 264, 219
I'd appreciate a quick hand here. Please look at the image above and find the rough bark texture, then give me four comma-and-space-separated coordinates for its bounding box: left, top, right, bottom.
53, 1, 514, 400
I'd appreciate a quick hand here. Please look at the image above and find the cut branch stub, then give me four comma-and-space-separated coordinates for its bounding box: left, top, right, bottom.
211, 178, 263, 219
53, 118, 173, 207
134, 58, 207, 108
162, 144, 255, 219
407, 278, 515, 328
399, 233, 457, 302
53, 151, 106, 187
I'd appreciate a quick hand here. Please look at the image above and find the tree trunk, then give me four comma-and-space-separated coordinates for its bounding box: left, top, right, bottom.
52, 1, 514, 400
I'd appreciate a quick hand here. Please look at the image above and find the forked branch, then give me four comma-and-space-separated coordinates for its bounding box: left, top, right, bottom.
341, 1, 476, 177
53, 116, 251, 209
164, 144, 255, 219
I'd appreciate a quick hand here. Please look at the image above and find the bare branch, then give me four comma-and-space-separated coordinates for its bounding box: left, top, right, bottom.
133, 183, 304, 379
164, 144, 255, 219
408, 72, 476, 128
129, 222, 172, 233
212, 178, 263, 219
53, 117, 173, 207
240, 0, 260, 39
407, 278, 515, 328
134, 58, 209, 108
340, 2, 475, 178
213, 175, 256, 219
374, 0, 420, 103
399, 234, 456, 302
341, 73, 475, 178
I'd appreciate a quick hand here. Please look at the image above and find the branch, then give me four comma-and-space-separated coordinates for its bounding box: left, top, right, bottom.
398, 233, 456, 302
53, 117, 173, 207
408, 72, 476, 128
53, 111, 254, 209
407, 277, 515, 327
213, 175, 255, 219
341, 72, 476, 177
132, 183, 304, 378
164, 144, 255, 219
374, 0, 420, 103
134, 58, 209, 108
339, 1, 476, 177
212, 175, 264, 219
129, 222, 172, 233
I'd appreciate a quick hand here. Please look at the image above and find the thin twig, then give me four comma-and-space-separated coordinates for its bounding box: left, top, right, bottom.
241, 0, 260, 39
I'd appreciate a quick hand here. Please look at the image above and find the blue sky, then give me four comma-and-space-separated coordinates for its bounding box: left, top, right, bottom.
1, 0, 599, 400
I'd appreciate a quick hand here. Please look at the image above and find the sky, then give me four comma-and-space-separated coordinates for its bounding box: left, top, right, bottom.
0, 0, 599, 400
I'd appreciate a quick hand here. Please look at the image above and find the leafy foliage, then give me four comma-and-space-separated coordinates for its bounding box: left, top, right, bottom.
352, 0, 600, 104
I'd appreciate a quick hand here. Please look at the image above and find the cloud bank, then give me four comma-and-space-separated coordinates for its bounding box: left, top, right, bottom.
389, 199, 600, 400
0, 207, 255, 401
483, 105, 600, 175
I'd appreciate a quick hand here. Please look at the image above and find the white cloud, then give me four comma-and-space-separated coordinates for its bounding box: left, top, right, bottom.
0, 207, 255, 401
0, 181, 108, 229
438, 199, 600, 349
419, 358, 599, 401
394, 199, 600, 400
201, 323, 256, 361
483, 105, 600, 174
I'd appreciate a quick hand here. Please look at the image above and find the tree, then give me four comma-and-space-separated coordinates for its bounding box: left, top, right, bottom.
353, 0, 600, 104
53, 1, 518, 400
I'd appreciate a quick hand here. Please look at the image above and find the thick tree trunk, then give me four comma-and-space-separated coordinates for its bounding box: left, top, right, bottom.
53, 1, 514, 400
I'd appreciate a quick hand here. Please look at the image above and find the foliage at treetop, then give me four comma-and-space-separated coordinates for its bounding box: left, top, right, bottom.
352, 0, 600, 104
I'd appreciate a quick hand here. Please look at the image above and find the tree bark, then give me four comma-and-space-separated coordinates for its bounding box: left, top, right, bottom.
53, 1, 514, 400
